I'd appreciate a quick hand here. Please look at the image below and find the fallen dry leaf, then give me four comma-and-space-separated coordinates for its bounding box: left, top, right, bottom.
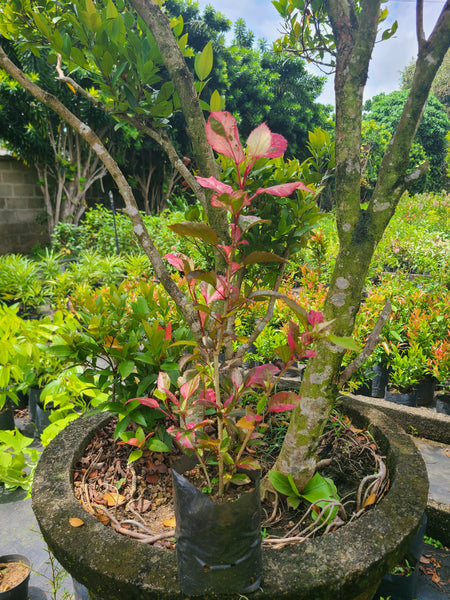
431, 572, 441, 584
162, 517, 176, 528
95, 513, 110, 525
103, 492, 125, 506
420, 555, 432, 564
69, 517, 85, 528
146, 473, 159, 484
363, 493, 376, 508
133, 498, 152, 513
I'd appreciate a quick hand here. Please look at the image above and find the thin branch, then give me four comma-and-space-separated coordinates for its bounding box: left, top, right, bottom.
338, 299, 391, 387
416, 0, 425, 49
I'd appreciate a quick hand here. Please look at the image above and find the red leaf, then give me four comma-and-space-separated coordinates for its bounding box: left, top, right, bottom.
206, 111, 245, 164
267, 391, 299, 412
253, 181, 313, 199
195, 176, 233, 195
126, 397, 160, 409
245, 364, 280, 387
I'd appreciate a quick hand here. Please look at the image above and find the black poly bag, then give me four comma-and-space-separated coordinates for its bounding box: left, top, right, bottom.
171, 459, 262, 596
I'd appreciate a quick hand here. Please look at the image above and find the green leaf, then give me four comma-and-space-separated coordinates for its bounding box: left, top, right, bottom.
328, 335, 359, 352
128, 449, 142, 464
195, 41, 213, 81
230, 473, 251, 485
147, 438, 170, 453
242, 251, 285, 266
287, 495, 301, 509
118, 360, 135, 379
102, 51, 114, 77
168, 222, 218, 246
269, 470, 297, 497
209, 89, 223, 111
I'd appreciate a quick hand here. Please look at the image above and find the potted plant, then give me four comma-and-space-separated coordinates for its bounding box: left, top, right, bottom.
385, 343, 432, 407
429, 333, 450, 415
0, 554, 31, 600
118, 113, 336, 595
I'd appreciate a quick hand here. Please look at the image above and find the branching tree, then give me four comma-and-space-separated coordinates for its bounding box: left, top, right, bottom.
268, 0, 449, 493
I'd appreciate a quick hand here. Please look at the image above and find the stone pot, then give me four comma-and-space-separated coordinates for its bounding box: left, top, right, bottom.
32, 397, 428, 600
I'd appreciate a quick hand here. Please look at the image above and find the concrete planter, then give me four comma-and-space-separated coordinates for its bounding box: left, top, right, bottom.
32, 397, 428, 600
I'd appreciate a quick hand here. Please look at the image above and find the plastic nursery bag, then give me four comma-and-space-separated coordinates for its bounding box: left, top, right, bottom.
171, 458, 262, 596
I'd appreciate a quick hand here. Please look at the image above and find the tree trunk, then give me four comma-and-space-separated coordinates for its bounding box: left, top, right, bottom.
266, 0, 450, 496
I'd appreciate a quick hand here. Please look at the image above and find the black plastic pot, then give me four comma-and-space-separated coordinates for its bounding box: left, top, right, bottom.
435, 393, 450, 415
171, 457, 262, 596
371, 365, 389, 398
412, 378, 435, 407
384, 389, 417, 407
0, 554, 30, 600
0, 406, 15, 430
34, 401, 54, 438
373, 512, 426, 600
373, 555, 419, 600
28, 387, 41, 423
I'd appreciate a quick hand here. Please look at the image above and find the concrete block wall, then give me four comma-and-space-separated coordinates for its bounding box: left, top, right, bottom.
0, 152, 48, 254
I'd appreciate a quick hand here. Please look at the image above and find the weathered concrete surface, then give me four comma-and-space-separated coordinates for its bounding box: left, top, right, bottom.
32, 399, 428, 600
351, 393, 450, 444
351, 394, 450, 546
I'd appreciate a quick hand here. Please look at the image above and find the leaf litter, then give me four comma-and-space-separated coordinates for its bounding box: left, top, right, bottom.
73, 411, 389, 549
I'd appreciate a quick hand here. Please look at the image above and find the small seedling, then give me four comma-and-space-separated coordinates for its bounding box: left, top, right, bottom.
424, 535, 444, 549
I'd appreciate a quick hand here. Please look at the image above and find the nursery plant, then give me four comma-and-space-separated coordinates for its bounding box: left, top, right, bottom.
127, 111, 342, 498
0, 0, 448, 502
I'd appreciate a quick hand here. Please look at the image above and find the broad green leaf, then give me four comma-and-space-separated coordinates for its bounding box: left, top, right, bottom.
269, 470, 296, 497
230, 473, 251, 485
102, 51, 114, 77
328, 335, 359, 352
195, 41, 213, 81
209, 89, 223, 111
168, 222, 218, 246
147, 439, 170, 453
242, 251, 285, 266
128, 449, 143, 464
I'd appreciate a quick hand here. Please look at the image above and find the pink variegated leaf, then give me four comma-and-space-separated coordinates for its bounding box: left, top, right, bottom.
180, 374, 200, 401
245, 363, 280, 388
125, 397, 160, 409
157, 372, 171, 394
195, 176, 233, 195
246, 123, 287, 161
206, 111, 245, 164
252, 181, 313, 199
267, 391, 299, 412
232, 367, 243, 391
236, 456, 261, 470
194, 388, 217, 407
163, 252, 191, 272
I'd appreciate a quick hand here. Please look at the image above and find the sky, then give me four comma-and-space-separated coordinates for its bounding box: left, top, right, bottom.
195, 0, 447, 105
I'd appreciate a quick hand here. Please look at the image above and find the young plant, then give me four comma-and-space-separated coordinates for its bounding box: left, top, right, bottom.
130, 112, 343, 497
0, 428, 40, 492
268, 470, 340, 525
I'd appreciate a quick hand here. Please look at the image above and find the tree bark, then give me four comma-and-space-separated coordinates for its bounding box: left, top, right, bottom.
265, 0, 450, 496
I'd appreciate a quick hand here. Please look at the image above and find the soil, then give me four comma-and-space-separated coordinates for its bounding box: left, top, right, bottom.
73, 411, 389, 549
0, 561, 29, 592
